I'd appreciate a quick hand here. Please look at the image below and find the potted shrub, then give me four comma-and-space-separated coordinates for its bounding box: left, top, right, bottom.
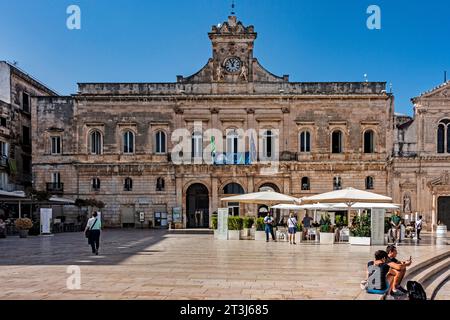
255, 217, 266, 241
211, 214, 218, 239
319, 213, 335, 244
228, 216, 243, 240
242, 216, 254, 238
350, 214, 371, 245
15, 218, 33, 238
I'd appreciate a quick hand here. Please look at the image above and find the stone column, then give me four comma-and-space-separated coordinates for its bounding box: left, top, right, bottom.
175, 174, 184, 228
211, 176, 218, 227
432, 193, 436, 233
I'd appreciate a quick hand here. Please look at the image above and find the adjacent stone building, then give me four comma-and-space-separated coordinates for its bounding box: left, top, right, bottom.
0, 61, 57, 193
31, 15, 449, 231
390, 81, 450, 229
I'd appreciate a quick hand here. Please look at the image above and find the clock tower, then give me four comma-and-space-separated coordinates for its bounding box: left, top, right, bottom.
176, 15, 288, 85
208, 15, 256, 82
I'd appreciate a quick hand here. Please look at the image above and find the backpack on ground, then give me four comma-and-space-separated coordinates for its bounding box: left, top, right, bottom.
407, 281, 427, 300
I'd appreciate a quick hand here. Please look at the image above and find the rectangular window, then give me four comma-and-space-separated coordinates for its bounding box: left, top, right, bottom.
22, 155, 31, 174
52, 172, 61, 184
0, 172, 8, 190
0, 117, 6, 127
22, 126, 30, 145
0, 141, 8, 157
51, 136, 61, 154
22, 92, 30, 113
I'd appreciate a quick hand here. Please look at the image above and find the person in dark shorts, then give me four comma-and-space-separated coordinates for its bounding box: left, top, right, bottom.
287, 212, 297, 245
366, 250, 395, 295
386, 245, 412, 296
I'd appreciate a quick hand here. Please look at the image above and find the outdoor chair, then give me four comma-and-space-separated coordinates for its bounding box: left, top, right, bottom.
339, 227, 350, 242
306, 228, 317, 241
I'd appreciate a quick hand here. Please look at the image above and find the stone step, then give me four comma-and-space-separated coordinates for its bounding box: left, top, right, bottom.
168, 228, 213, 235
428, 269, 450, 300
356, 250, 450, 300
403, 250, 450, 283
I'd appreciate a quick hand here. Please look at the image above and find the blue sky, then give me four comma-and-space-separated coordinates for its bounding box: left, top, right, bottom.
1, 0, 449, 115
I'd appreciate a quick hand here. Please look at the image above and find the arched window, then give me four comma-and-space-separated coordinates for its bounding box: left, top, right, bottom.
155, 131, 166, 154
331, 130, 343, 154
301, 177, 310, 191
123, 131, 134, 154
437, 119, 450, 154
92, 177, 101, 191
263, 130, 274, 158
365, 176, 374, 190
156, 177, 165, 191
192, 131, 203, 159
124, 177, 133, 191
89, 130, 102, 155
300, 131, 311, 153
333, 176, 342, 190
223, 183, 244, 194
438, 124, 445, 153
364, 130, 374, 154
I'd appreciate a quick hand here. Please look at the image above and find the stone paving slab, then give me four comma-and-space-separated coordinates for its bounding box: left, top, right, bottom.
0, 230, 448, 300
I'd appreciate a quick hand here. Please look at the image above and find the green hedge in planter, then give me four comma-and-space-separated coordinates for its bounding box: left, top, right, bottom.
319, 213, 333, 233
256, 217, 265, 231
211, 215, 218, 229
228, 216, 243, 230
350, 214, 371, 237
243, 217, 255, 229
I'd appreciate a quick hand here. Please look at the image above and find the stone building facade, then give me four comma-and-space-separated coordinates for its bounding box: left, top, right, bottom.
31, 16, 448, 231
0, 61, 57, 193
390, 81, 450, 230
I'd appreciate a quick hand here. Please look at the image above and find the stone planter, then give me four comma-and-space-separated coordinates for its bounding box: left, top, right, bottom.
319, 232, 335, 245
349, 236, 371, 246
255, 230, 266, 241
295, 232, 302, 243
19, 229, 29, 238
228, 230, 240, 240
242, 228, 251, 237
436, 225, 447, 238
213, 229, 219, 239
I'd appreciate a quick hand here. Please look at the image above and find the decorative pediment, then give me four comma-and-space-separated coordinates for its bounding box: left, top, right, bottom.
413, 81, 450, 102
427, 171, 450, 188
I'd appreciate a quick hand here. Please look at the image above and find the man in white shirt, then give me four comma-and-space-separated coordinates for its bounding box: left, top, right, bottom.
415, 216, 423, 240
84, 212, 102, 255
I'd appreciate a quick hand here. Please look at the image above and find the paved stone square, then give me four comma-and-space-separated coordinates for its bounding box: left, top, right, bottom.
0, 230, 448, 300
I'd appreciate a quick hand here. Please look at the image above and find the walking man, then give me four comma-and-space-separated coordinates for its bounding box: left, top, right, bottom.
84, 212, 102, 255
264, 212, 276, 242
415, 215, 423, 240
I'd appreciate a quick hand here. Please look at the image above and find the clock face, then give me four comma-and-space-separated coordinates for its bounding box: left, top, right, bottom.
224, 57, 242, 73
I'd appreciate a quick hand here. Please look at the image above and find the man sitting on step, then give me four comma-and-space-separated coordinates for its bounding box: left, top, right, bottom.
366, 250, 396, 297
386, 245, 412, 296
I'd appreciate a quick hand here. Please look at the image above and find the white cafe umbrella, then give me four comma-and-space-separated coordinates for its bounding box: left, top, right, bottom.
270, 204, 305, 210
301, 187, 392, 204
331, 202, 400, 210
221, 190, 298, 205
301, 187, 393, 224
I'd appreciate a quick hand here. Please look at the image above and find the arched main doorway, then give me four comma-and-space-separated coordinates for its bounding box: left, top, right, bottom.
437, 196, 450, 227
186, 183, 209, 228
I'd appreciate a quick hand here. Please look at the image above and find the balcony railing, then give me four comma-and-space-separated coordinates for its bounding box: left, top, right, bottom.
46, 182, 64, 194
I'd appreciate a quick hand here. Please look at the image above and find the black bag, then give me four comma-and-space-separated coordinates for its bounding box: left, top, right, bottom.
85, 218, 97, 238
407, 281, 427, 300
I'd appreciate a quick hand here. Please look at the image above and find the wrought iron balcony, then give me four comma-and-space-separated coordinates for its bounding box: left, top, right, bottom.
46, 182, 64, 194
